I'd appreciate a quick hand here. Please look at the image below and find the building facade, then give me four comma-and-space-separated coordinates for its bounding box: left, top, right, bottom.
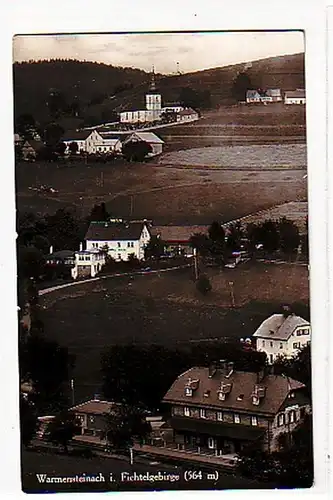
162, 363, 310, 455
253, 312, 311, 364
122, 131, 164, 157
284, 90, 306, 105
85, 220, 151, 261
71, 249, 106, 280
151, 225, 209, 257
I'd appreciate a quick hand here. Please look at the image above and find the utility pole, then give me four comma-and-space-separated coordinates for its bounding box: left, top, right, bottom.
228, 281, 235, 308
101, 171, 104, 188
193, 247, 199, 280
129, 447, 134, 465
70, 379, 75, 406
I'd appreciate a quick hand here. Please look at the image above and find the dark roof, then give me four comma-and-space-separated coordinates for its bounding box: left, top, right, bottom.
151, 225, 208, 243
70, 399, 115, 415
46, 250, 75, 260
170, 417, 265, 441
62, 130, 93, 141
23, 140, 44, 151
285, 90, 306, 99
85, 221, 149, 241
253, 314, 309, 340
162, 367, 305, 416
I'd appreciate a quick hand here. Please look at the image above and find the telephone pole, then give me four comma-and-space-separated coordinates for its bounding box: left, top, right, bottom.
70, 379, 75, 406
193, 247, 199, 280
228, 281, 235, 308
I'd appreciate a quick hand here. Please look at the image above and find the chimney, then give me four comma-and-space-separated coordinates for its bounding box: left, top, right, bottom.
282, 304, 293, 318
225, 362, 234, 379
208, 362, 217, 378
49, 245, 53, 254
218, 359, 228, 375
79, 242, 83, 252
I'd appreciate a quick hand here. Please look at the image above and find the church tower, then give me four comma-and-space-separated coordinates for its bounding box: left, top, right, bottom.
145, 67, 162, 118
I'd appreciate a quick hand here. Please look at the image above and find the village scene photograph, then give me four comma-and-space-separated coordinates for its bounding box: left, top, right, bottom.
13, 30, 313, 493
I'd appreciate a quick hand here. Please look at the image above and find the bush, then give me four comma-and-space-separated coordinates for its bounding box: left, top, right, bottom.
196, 274, 212, 295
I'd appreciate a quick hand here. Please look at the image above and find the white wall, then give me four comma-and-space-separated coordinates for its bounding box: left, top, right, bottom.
255, 325, 311, 363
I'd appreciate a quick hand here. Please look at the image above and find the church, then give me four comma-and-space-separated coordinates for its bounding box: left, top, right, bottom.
119, 69, 183, 124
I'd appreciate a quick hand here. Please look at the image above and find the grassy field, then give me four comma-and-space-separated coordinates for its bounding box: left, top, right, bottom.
15, 106, 307, 222
16, 160, 307, 224
40, 262, 309, 403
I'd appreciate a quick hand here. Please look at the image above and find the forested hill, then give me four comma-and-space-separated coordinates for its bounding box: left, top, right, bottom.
13, 53, 305, 129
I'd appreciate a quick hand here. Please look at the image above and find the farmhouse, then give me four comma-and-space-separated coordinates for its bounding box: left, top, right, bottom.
62, 129, 105, 154
71, 248, 106, 280
284, 89, 306, 105
70, 399, 114, 443
122, 131, 165, 157
85, 220, 151, 261
253, 310, 310, 364
151, 225, 209, 256
266, 88, 282, 102
246, 90, 262, 103
176, 108, 199, 123
162, 361, 310, 456
22, 139, 44, 160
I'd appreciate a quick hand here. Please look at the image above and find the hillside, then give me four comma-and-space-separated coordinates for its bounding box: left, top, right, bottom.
13, 53, 305, 129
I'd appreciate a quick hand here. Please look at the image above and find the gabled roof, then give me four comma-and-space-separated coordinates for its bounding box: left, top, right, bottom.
85, 221, 149, 241
252, 314, 309, 340
178, 108, 198, 116
162, 367, 305, 416
62, 130, 94, 141
151, 225, 208, 243
285, 90, 306, 99
124, 131, 164, 144
246, 90, 261, 98
96, 138, 121, 146
46, 250, 75, 260
70, 399, 115, 415
23, 140, 44, 151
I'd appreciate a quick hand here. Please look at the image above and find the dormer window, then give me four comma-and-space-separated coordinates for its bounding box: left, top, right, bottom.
237, 394, 244, 401
218, 391, 226, 401
184, 387, 193, 397
204, 390, 211, 398
252, 395, 259, 405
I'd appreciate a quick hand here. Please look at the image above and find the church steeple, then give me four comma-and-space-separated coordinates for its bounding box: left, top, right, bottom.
149, 66, 157, 92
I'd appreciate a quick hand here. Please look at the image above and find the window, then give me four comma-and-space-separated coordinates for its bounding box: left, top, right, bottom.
217, 411, 223, 421
118, 254, 121, 261
207, 437, 216, 449
184, 407, 190, 417
269, 354, 274, 364
293, 342, 300, 349
117, 242, 121, 248
85, 256, 90, 261
234, 414, 240, 424
262, 340, 265, 347
270, 341, 273, 347
277, 413, 285, 427
89, 416, 95, 423
289, 410, 296, 424
251, 416, 258, 426
280, 343, 283, 349
184, 387, 192, 397
200, 409, 206, 419
127, 242, 131, 248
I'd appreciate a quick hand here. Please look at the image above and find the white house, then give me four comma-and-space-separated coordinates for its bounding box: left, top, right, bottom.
122, 131, 165, 157
246, 90, 262, 103
176, 108, 199, 123
266, 89, 282, 102
94, 138, 122, 155
253, 312, 311, 364
71, 248, 106, 280
284, 90, 306, 105
62, 129, 105, 154
85, 220, 151, 261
